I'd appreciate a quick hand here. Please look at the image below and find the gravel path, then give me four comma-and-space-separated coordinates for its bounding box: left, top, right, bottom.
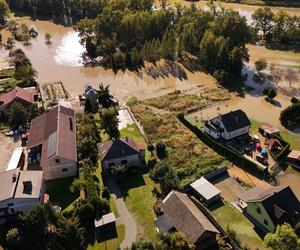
107, 178, 137, 249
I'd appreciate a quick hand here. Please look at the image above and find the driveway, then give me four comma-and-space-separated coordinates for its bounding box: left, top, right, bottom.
107, 178, 137, 249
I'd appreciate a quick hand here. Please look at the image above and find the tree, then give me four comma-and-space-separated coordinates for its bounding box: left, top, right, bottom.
156, 141, 167, 159
56, 216, 85, 250
99, 108, 120, 139
285, 68, 299, 88
280, 102, 300, 129
0, 0, 10, 25
255, 58, 268, 73
263, 87, 277, 100
9, 102, 28, 129
6, 228, 23, 250
98, 83, 117, 109
157, 232, 193, 250
45, 32, 52, 44
131, 239, 156, 250
269, 64, 282, 85
264, 223, 300, 250
252, 7, 274, 39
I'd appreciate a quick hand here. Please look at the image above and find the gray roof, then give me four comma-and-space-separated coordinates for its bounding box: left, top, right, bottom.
161, 191, 219, 244
190, 177, 221, 201
220, 109, 251, 132
94, 212, 116, 228
0, 169, 44, 201
238, 186, 284, 203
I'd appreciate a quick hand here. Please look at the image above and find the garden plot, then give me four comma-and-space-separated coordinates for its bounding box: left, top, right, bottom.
39, 81, 70, 108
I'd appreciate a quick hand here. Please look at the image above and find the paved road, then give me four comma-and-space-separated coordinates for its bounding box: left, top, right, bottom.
107, 178, 137, 249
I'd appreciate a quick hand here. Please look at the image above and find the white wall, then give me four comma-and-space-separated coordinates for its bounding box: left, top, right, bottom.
43, 157, 77, 180
222, 126, 250, 140
102, 154, 143, 170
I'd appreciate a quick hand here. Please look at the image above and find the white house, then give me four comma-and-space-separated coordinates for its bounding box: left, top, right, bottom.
0, 169, 45, 225
27, 105, 77, 180
204, 109, 251, 140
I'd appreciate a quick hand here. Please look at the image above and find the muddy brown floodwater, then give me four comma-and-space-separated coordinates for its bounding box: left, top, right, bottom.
2, 19, 218, 103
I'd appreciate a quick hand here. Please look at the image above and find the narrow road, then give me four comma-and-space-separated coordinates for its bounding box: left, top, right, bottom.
107, 178, 137, 249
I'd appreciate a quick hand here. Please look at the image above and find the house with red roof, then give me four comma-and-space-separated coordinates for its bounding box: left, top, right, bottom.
0, 87, 34, 117
27, 105, 77, 180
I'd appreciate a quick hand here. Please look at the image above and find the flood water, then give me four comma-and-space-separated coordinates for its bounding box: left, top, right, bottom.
4, 20, 218, 103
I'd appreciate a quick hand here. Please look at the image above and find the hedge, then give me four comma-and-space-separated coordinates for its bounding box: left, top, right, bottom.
178, 113, 271, 177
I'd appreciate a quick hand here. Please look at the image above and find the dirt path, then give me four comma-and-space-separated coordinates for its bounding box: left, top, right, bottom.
107, 178, 137, 249
228, 166, 272, 189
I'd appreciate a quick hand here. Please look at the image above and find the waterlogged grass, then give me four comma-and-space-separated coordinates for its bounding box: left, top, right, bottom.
211, 202, 266, 250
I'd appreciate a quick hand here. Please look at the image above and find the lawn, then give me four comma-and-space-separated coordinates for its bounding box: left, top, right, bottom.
45, 177, 78, 210
117, 170, 158, 240
87, 225, 125, 250
211, 202, 266, 250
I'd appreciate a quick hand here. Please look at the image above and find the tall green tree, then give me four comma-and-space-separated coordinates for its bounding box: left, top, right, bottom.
264, 223, 300, 250
252, 7, 274, 39
98, 83, 117, 108
9, 102, 28, 129
100, 108, 120, 139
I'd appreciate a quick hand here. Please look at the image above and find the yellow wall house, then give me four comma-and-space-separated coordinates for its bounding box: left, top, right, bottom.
238, 186, 300, 232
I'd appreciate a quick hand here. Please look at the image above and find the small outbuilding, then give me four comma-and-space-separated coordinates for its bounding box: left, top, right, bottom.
259, 124, 280, 138
94, 212, 116, 231
190, 177, 221, 205
287, 150, 300, 169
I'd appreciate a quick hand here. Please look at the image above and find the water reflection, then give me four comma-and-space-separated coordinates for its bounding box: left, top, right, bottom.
54, 31, 85, 67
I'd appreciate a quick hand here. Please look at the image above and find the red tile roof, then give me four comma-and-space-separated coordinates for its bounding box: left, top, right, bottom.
27, 105, 77, 167
0, 87, 34, 108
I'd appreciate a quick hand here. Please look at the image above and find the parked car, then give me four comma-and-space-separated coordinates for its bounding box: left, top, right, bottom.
256, 155, 269, 166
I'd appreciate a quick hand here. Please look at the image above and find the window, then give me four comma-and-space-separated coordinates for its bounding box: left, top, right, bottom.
56, 158, 61, 164
7, 203, 14, 206
256, 207, 261, 214
62, 168, 68, 172
69, 118, 73, 131
121, 160, 128, 165
264, 219, 268, 226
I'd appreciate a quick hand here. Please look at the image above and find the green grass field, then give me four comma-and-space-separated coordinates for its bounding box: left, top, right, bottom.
211, 202, 266, 250
87, 225, 125, 250
117, 170, 158, 240
45, 177, 78, 210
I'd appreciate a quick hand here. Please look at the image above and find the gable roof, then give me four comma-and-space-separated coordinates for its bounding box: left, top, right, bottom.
0, 86, 34, 108
98, 137, 145, 161
239, 186, 300, 227
27, 105, 77, 166
220, 110, 251, 132
161, 191, 219, 244
288, 150, 300, 160
190, 177, 221, 201
0, 169, 44, 201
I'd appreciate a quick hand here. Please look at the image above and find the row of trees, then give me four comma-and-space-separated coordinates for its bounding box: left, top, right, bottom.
252, 7, 300, 45
74, 2, 252, 83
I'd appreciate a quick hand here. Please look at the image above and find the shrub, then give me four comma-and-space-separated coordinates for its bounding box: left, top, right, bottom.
156, 141, 167, 159
280, 103, 300, 128
291, 97, 300, 104
102, 187, 110, 200
75, 203, 94, 223
263, 87, 277, 99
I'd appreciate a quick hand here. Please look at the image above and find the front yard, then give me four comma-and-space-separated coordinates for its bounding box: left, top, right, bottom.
211, 202, 266, 250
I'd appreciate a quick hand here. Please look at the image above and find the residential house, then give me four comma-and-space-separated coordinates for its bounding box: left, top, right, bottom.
156, 190, 220, 250
0, 168, 45, 225
84, 84, 98, 112
238, 186, 300, 232
204, 109, 251, 140
27, 105, 77, 180
0, 86, 34, 117
98, 137, 145, 172
287, 150, 300, 169
190, 177, 221, 205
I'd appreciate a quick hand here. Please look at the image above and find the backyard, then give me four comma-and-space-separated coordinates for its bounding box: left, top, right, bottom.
211, 202, 266, 250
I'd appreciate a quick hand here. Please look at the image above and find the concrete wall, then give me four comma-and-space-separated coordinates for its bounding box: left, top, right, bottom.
43, 156, 77, 180
246, 202, 275, 232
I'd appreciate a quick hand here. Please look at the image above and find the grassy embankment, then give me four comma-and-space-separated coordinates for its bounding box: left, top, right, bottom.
130, 87, 231, 186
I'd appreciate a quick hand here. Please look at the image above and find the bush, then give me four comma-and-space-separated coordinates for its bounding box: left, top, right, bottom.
280, 103, 300, 128
102, 187, 110, 200
291, 97, 300, 104
156, 141, 167, 159
263, 87, 277, 99
75, 203, 94, 223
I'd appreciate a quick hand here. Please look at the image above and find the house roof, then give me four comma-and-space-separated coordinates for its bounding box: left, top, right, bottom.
98, 137, 145, 161
27, 105, 77, 166
0, 86, 34, 108
0, 169, 44, 201
220, 110, 251, 132
260, 124, 280, 135
239, 186, 300, 227
94, 212, 116, 228
288, 150, 300, 160
190, 177, 221, 201
161, 191, 219, 244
